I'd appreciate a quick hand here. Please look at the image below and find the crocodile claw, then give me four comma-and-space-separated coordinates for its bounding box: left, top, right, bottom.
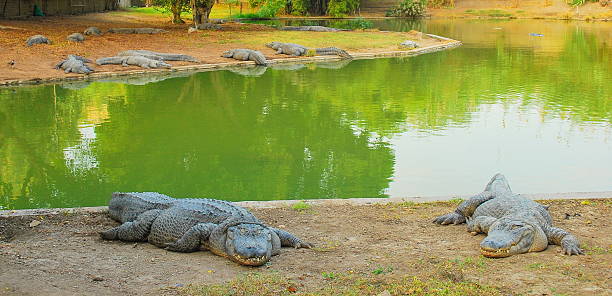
433, 212, 466, 225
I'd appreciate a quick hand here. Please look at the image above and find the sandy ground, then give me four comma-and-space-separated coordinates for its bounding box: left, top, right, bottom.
0, 199, 610, 295
0, 12, 443, 84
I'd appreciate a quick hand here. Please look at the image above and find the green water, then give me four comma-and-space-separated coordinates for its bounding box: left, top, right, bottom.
0, 19, 610, 210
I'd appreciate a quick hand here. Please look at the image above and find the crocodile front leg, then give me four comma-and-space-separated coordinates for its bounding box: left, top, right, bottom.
270, 228, 313, 248
466, 216, 497, 234
433, 191, 495, 225
165, 223, 217, 252
545, 227, 584, 255
100, 209, 162, 241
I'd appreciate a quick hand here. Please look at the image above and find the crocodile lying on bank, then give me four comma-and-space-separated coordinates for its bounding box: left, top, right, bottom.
433, 174, 583, 257
84, 27, 102, 36
280, 26, 346, 32
55, 55, 94, 74
117, 50, 199, 63
100, 192, 312, 266
26, 35, 51, 46
67, 33, 85, 42
96, 55, 171, 69
265, 42, 352, 59
222, 49, 267, 65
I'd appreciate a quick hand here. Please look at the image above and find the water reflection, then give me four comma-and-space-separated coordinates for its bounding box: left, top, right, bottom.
0, 19, 610, 209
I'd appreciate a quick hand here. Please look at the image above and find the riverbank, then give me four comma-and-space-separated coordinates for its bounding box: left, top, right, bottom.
360, 0, 612, 21
1, 198, 610, 295
0, 12, 458, 86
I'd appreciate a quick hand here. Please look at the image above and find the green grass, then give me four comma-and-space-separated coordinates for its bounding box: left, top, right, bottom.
465, 9, 513, 17
291, 201, 312, 212
181, 272, 502, 296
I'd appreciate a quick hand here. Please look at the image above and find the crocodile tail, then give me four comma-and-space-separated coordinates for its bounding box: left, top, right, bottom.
484, 173, 512, 195
96, 56, 123, 65
314, 47, 352, 59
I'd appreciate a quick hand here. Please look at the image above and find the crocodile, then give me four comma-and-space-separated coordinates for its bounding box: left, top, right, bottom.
265, 42, 352, 59
433, 173, 583, 257
279, 26, 346, 32
84, 27, 102, 36
96, 56, 172, 69
222, 49, 267, 66
26, 35, 51, 46
55, 55, 94, 74
100, 192, 312, 266
67, 33, 85, 42
117, 50, 199, 63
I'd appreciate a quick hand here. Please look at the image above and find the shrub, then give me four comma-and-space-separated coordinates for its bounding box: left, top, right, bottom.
386, 0, 427, 17
326, 0, 360, 17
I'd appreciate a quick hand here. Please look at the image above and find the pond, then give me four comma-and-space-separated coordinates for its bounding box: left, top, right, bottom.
0, 19, 610, 210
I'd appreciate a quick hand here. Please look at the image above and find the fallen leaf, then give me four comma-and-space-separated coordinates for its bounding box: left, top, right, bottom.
29, 220, 41, 227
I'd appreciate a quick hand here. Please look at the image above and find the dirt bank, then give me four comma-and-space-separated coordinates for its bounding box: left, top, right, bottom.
0, 199, 610, 295
0, 12, 453, 85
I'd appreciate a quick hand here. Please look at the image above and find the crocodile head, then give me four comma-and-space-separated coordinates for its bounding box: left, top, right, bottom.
480, 217, 548, 258
210, 220, 277, 266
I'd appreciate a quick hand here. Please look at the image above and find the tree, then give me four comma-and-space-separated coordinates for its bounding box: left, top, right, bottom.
153, 0, 190, 24
191, 0, 215, 25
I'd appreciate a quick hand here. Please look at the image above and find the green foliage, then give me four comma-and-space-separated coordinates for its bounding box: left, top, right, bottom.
326, 0, 360, 17
248, 0, 266, 8
321, 271, 339, 279
386, 0, 427, 17
151, 0, 191, 23
257, 0, 286, 17
372, 266, 393, 275
290, 0, 309, 15
428, 0, 454, 8
230, 12, 260, 18
567, 0, 597, 6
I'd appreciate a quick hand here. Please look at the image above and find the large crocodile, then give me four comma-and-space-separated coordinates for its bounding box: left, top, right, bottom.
96, 56, 171, 69
222, 49, 267, 66
433, 174, 583, 257
100, 192, 312, 266
117, 50, 199, 63
55, 55, 94, 74
265, 42, 352, 59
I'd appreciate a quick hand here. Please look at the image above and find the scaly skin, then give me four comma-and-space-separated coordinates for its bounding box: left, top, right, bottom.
26, 35, 51, 46
100, 192, 312, 266
222, 49, 268, 66
96, 56, 171, 69
265, 42, 352, 59
55, 55, 93, 74
118, 50, 199, 63
433, 174, 583, 257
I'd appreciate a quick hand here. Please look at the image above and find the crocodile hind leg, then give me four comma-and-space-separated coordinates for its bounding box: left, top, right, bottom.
270, 228, 313, 248
545, 227, 584, 255
100, 209, 162, 241
165, 223, 216, 252
433, 191, 495, 225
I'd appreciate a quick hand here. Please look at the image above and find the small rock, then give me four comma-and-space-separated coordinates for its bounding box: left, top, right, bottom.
29, 220, 41, 227
91, 276, 104, 282
67, 33, 85, 42
174, 283, 184, 287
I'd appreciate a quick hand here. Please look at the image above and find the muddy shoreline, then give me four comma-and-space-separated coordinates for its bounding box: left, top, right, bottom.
1, 198, 610, 295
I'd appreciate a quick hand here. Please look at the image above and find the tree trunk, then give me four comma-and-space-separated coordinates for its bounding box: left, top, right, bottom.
171, 1, 184, 23
191, 0, 214, 26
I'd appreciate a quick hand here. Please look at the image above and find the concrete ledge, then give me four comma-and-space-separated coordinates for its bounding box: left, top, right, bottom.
0, 38, 462, 87
1, 191, 609, 217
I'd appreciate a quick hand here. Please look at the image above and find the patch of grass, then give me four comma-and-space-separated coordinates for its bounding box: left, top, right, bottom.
291, 201, 312, 212
465, 9, 512, 17
321, 271, 339, 280
372, 266, 394, 275
184, 272, 501, 296
448, 197, 464, 205
581, 243, 611, 255
182, 272, 502, 295
232, 30, 419, 51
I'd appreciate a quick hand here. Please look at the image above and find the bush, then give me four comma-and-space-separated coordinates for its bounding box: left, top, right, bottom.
257, 0, 286, 17
326, 0, 360, 17
386, 0, 427, 17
